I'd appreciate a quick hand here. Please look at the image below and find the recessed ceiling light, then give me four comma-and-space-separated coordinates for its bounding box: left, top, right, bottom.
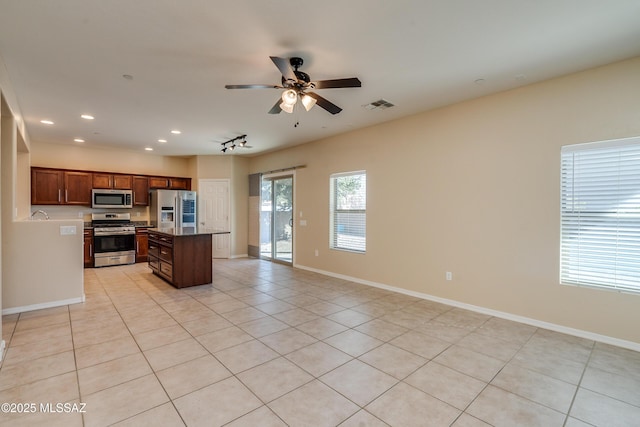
81, 114, 94, 120
40, 120, 54, 125
74, 138, 85, 143
158, 139, 167, 143
145, 147, 153, 151
170, 130, 181, 134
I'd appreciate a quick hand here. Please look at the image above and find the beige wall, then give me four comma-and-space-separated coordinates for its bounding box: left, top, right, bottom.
1, 94, 83, 314
30, 141, 192, 176
2, 219, 84, 311
248, 57, 640, 345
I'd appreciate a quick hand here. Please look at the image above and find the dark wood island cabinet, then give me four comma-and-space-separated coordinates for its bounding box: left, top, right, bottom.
147, 228, 229, 288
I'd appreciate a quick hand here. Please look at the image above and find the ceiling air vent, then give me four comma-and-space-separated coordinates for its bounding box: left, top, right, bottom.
363, 99, 395, 110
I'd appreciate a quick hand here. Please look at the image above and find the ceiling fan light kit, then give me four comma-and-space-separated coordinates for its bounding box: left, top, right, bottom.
280, 89, 298, 113
301, 94, 316, 111
225, 56, 361, 115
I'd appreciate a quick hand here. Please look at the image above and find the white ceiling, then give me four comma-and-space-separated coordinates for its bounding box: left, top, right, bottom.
1, 0, 640, 157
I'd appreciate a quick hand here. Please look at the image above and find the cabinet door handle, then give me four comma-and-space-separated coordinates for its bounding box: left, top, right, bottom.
89, 244, 92, 257
137, 242, 139, 252
65, 189, 68, 202
58, 189, 61, 202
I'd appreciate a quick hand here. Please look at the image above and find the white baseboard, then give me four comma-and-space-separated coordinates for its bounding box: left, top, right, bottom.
2, 296, 85, 316
230, 254, 249, 259
294, 263, 640, 352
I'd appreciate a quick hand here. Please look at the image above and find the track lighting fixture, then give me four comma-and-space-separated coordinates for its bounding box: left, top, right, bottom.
220, 134, 248, 153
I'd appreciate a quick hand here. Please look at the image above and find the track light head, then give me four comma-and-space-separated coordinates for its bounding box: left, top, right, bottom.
220, 134, 248, 153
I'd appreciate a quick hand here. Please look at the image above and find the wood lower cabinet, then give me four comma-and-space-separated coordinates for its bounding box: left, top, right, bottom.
135, 227, 149, 263
84, 228, 94, 267
148, 230, 212, 288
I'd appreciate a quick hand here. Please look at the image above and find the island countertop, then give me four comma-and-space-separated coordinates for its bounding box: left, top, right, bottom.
148, 227, 230, 236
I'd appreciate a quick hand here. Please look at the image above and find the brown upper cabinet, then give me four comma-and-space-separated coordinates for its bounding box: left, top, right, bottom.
92, 173, 133, 190
169, 177, 190, 190
149, 176, 191, 190
132, 176, 149, 206
148, 177, 169, 189
32, 168, 92, 205
32, 167, 190, 206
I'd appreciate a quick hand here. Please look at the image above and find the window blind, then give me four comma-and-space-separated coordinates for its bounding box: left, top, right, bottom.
330, 171, 366, 253
560, 138, 640, 292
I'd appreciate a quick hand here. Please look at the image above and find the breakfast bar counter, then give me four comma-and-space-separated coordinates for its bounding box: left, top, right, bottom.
147, 227, 230, 288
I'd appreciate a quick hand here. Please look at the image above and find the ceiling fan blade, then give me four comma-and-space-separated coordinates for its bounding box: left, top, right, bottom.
270, 56, 297, 82
305, 92, 342, 115
225, 84, 281, 89
268, 99, 282, 114
313, 77, 362, 89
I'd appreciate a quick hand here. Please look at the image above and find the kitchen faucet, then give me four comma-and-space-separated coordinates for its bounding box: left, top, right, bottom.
31, 209, 50, 220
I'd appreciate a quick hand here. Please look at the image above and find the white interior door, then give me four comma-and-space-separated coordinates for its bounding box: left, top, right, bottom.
198, 179, 230, 258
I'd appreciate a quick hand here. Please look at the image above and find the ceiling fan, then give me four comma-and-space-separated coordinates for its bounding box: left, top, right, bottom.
225, 56, 361, 115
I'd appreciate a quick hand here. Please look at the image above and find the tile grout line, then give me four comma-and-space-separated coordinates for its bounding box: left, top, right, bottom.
89, 267, 190, 426
447, 320, 538, 426
561, 340, 595, 427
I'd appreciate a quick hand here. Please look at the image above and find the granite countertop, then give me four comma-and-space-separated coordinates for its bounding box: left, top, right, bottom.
149, 227, 230, 236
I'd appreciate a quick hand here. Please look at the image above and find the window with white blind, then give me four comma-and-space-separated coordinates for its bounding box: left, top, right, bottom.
330, 171, 366, 253
560, 137, 640, 293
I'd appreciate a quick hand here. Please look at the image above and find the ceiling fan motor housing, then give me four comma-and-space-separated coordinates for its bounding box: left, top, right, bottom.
289, 57, 304, 69
226, 55, 360, 115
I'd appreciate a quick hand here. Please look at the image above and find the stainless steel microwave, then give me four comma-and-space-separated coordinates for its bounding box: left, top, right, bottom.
92, 189, 133, 209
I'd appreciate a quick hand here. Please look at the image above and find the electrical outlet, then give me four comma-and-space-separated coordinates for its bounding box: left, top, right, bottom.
446, 272, 453, 281
315, 249, 319, 257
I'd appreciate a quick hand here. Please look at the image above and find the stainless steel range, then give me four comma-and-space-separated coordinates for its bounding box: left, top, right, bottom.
91, 213, 136, 267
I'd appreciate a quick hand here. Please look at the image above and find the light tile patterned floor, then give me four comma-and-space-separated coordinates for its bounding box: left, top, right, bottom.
1, 258, 640, 426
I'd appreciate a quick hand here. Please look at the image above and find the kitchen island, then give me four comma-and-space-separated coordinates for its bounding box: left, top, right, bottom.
148, 227, 230, 288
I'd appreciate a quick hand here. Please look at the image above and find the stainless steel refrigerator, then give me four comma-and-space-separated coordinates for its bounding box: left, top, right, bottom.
149, 189, 197, 228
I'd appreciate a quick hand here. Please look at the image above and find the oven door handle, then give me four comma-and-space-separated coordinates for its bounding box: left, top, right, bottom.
94, 231, 135, 236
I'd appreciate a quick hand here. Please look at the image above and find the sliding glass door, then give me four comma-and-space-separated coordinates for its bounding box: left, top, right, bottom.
260, 175, 293, 264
